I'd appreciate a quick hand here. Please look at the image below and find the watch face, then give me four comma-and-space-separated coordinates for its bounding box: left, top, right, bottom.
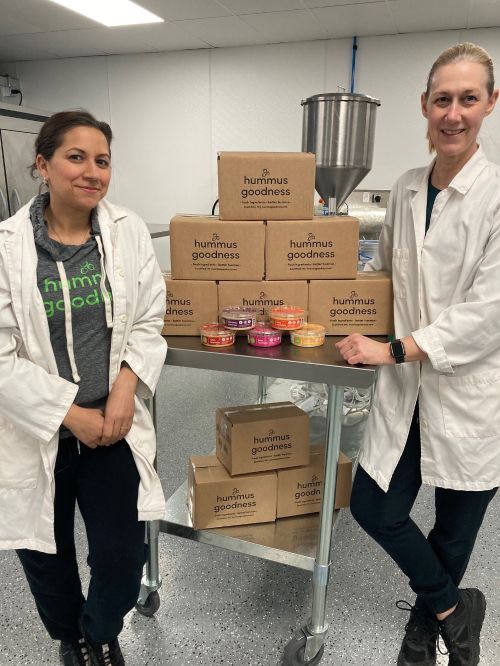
390, 340, 405, 362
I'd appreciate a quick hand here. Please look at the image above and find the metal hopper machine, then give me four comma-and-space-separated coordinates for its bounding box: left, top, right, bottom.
301, 92, 381, 214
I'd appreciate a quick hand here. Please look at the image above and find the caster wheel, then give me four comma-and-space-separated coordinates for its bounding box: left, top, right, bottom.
135, 590, 160, 617
283, 632, 324, 666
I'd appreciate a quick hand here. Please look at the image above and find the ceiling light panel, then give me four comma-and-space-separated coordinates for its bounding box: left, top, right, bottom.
47, 0, 164, 27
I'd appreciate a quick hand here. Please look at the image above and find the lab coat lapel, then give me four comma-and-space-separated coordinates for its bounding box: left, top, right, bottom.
409, 162, 434, 272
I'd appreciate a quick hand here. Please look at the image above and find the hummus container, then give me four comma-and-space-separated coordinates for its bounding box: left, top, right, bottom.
247, 325, 282, 348
200, 323, 235, 347
221, 306, 257, 331
269, 306, 306, 331
290, 324, 326, 347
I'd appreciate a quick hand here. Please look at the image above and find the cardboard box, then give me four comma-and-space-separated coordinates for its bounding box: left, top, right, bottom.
265, 217, 359, 280
218, 152, 315, 221
218, 280, 308, 318
170, 215, 265, 280
276, 446, 352, 518
187, 455, 277, 529
216, 402, 309, 475
308, 271, 394, 335
162, 275, 218, 336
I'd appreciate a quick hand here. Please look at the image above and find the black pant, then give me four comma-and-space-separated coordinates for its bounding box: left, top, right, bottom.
16, 436, 147, 645
350, 410, 498, 615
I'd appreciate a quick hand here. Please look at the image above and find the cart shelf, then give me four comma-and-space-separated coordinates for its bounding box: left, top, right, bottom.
138, 335, 380, 665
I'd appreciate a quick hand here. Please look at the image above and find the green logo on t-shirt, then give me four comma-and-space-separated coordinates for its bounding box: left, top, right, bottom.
43, 262, 112, 319
80, 261, 95, 275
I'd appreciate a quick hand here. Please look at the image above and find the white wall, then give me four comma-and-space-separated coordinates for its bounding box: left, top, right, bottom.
11, 27, 500, 234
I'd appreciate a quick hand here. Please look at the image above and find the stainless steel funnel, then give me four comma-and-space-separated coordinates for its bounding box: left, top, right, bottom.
301, 93, 380, 212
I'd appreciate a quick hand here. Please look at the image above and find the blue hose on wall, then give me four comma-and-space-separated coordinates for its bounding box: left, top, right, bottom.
351, 36, 358, 93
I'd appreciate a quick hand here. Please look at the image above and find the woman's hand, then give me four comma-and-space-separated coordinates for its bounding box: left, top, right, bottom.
336, 333, 394, 366
62, 406, 105, 448
100, 366, 138, 446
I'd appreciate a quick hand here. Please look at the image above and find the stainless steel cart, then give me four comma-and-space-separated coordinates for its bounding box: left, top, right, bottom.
137, 336, 377, 665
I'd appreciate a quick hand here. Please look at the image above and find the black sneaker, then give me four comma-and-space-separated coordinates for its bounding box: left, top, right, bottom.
439, 588, 486, 666
86, 637, 126, 666
396, 600, 439, 665
59, 638, 91, 665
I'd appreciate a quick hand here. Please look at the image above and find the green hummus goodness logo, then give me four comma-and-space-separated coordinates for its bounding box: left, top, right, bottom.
43, 261, 113, 318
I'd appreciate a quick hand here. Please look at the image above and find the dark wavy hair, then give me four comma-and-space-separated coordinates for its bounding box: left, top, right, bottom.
31, 110, 112, 177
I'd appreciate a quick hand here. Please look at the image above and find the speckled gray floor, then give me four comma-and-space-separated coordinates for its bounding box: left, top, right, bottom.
0, 367, 499, 665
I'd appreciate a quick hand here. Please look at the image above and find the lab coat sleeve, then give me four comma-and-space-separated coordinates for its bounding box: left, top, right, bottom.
121, 226, 167, 399
412, 213, 500, 373
0, 247, 78, 442
364, 188, 394, 273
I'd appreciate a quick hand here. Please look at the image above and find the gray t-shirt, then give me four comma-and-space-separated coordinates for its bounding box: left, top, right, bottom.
30, 194, 113, 435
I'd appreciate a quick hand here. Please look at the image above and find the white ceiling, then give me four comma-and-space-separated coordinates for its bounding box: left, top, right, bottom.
0, 0, 499, 63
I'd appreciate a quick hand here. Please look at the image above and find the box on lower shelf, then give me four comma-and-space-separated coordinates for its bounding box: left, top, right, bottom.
216, 402, 310, 475
187, 446, 353, 529
277, 445, 352, 518
188, 455, 278, 529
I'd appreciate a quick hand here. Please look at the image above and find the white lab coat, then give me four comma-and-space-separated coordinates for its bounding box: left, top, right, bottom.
360, 146, 500, 492
0, 198, 167, 553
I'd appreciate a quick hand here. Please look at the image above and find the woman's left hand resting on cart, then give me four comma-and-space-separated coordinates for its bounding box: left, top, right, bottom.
336, 333, 428, 366
100, 365, 139, 445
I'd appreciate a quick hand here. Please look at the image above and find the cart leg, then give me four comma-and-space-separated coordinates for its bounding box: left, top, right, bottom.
136, 394, 162, 617
284, 384, 344, 665
257, 376, 267, 404
136, 519, 162, 616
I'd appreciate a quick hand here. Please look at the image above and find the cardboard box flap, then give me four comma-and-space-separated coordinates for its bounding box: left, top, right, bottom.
221, 402, 302, 425
190, 456, 277, 484
190, 455, 229, 484
218, 151, 315, 162
171, 214, 262, 227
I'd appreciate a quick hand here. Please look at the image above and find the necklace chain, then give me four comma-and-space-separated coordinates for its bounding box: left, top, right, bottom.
48, 223, 91, 246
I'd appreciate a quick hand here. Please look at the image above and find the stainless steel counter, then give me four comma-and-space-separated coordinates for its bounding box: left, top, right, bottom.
146, 223, 169, 239
164, 336, 377, 388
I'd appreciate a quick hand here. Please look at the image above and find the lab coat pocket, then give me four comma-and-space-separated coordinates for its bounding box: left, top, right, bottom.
0, 421, 39, 489
439, 369, 500, 438
392, 248, 409, 299
370, 365, 402, 423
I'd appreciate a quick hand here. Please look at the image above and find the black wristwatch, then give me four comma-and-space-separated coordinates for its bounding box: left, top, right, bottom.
389, 338, 406, 364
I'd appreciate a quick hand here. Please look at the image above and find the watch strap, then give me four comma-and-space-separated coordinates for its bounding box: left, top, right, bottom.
390, 338, 406, 364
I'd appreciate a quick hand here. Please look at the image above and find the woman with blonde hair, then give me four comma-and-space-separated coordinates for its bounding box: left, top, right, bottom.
337, 42, 500, 666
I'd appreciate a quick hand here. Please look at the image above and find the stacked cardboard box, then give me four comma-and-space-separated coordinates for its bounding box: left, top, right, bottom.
187, 402, 352, 529
166, 150, 393, 336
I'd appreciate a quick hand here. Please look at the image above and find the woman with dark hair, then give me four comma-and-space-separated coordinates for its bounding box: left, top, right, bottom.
0, 110, 167, 665
337, 43, 500, 666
